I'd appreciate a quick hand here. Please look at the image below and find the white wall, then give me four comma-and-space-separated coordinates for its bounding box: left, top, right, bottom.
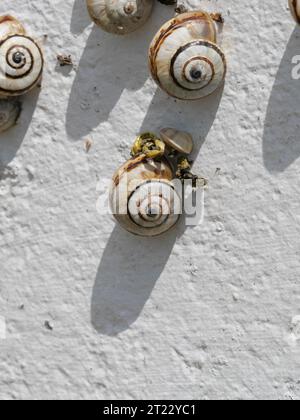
0, 0, 300, 400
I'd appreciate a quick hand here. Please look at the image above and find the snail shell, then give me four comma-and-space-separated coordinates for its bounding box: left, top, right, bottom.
0, 98, 22, 133
86, 0, 153, 35
110, 154, 182, 236
149, 11, 227, 100
0, 16, 44, 97
0, 15, 25, 42
160, 128, 194, 155
289, 0, 300, 23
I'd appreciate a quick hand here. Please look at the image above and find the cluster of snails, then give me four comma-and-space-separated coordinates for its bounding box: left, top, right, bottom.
1, 2, 298, 237
0, 15, 44, 133
86, 1, 227, 100
110, 128, 204, 236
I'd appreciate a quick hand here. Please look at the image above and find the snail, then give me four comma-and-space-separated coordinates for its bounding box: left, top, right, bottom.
0, 15, 44, 97
109, 130, 205, 237
86, 0, 154, 35
289, 0, 300, 23
160, 127, 193, 155
0, 98, 22, 133
148, 11, 227, 100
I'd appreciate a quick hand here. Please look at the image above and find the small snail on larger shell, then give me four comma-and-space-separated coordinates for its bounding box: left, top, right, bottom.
109, 130, 205, 237
289, 0, 300, 23
148, 11, 227, 100
0, 15, 44, 133
86, 0, 154, 35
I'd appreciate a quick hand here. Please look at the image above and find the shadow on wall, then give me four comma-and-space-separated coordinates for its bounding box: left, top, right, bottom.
91, 223, 184, 336
70, 0, 91, 35
67, 1, 174, 141
140, 86, 224, 159
90, 84, 223, 336
0, 88, 40, 170
263, 28, 300, 173
86, 1, 225, 335
90, 86, 222, 337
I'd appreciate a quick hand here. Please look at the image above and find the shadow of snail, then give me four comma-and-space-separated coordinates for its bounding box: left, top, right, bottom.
109, 129, 205, 237
0, 15, 44, 134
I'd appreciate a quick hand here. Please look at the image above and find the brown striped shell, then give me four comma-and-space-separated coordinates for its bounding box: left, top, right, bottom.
289, 0, 300, 23
0, 15, 44, 97
148, 11, 227, 100
86, 0, 153, 35
109, 155, 182, 236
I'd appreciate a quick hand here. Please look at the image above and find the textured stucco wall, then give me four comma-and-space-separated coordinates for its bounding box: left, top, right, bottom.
0, 0, 300, 400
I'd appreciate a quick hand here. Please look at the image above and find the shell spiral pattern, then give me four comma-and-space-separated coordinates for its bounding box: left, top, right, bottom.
0, 35, 43, 96
149, 11, 227, 100
128, 181, 181, 235
110, 156, 182, 236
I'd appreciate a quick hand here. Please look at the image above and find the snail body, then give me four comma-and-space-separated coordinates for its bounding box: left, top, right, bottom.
289, 0, 300, 23
149, 11, 226, 100
0, 15, 44, 98
86, 0, 153, 35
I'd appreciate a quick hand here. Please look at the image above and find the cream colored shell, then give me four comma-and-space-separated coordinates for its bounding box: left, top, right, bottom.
160, 128, 194, 155
289, 0, 300, 23
0, 16, 44, 97
149, 11, 227, 100
109, 155, 182, 236
0, 15, 25, 42
86, 0, 153, 35
0, 98, 21, 133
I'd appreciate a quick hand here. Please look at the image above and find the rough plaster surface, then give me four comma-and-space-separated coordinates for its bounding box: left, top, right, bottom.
0, 0, 300, 400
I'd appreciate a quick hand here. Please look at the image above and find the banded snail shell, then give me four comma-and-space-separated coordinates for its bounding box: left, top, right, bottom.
149, 11, 227, 100
86, 0, 153, 35
0, 16, 44, 97
109, 154, 182, 236
0, 98, 21, 133
289, 0, 300, 23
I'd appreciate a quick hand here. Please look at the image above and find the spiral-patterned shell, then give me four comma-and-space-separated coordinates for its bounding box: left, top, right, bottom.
127, 180, 181, 235
86, 0, 153, 35
110, 155, 182, 236
0, 35, 43, 97
289, 0, 300, 23
149, 11, 226, 100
